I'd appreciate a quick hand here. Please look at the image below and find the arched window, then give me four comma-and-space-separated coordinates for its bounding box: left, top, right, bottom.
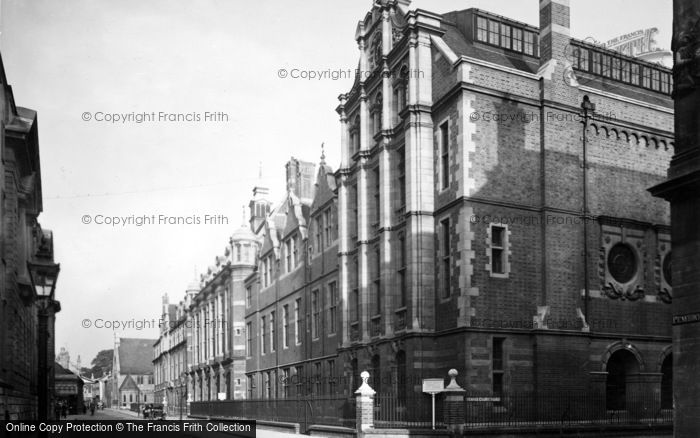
236, 244, 242, 262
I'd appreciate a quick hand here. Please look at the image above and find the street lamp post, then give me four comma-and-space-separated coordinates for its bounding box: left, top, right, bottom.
27, 258, 61, 422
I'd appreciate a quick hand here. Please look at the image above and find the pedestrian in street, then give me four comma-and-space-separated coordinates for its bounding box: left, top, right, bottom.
54, 403, 61, 421
90, 402, 95, 416
61, 402, 67, 419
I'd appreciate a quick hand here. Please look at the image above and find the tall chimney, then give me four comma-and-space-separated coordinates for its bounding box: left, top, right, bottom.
538, 0, 577, 104
539, 0, 570, 66
285, 157, 316, 204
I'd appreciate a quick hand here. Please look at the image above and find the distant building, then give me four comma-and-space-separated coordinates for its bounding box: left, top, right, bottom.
54, 363, 83, 415
186, 214, 260, 401
112, 338, 156, 408
154, 291, 192, 416
56, 348, 70, 371
81, 376, 99, 404
96, 374, 112, 407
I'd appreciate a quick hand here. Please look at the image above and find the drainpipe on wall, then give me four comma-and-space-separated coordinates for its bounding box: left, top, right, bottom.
581, 95, 596, 322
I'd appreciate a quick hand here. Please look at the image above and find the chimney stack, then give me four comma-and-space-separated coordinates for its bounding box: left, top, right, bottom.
285, 157, 316, 204
538, 0, 577, 104
539, 0, 570, 66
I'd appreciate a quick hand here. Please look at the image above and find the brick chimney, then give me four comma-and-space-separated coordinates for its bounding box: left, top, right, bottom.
538, 0, 577, 103
539, 0, 570, 65
285, 157, 315, 204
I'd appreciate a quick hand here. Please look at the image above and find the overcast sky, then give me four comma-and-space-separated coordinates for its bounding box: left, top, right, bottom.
0, 0, 670, 369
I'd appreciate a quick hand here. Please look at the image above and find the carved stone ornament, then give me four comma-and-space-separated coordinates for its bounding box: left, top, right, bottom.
672, 13, 700, 96
658, 288, 673, 304
602, 282, 645, 301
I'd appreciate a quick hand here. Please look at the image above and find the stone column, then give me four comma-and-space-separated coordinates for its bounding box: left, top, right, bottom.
443, 369, 466, 434
649, 1, 700, 436
337, 94, 351, 348
355, 371, 376, 431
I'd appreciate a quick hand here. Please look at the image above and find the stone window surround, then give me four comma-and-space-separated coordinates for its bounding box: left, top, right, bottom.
486, 222, 511, 278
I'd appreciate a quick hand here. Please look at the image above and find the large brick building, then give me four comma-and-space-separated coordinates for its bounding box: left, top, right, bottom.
244, 155, 340, 399
333, 0, 674, 410
185, 0, 675, 423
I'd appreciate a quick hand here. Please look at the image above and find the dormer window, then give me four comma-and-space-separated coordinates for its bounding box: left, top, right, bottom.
475, 14, 538, 57
571, 42, 672, 94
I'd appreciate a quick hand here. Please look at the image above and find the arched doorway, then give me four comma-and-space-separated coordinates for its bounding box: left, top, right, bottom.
661, 354, 673, 409
606, 349, 640, 410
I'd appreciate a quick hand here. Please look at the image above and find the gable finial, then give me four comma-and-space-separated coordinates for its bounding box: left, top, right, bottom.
320, 142, 326, 165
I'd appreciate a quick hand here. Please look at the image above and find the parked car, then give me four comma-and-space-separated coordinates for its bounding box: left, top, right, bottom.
143, 404, 166, 420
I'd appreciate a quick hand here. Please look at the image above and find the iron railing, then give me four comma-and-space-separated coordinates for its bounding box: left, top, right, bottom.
463, 392, 672, 429
190, 395, 356, 430
374, 391, 672, 430
191, 391, 672, 431
374, 393, 444, 429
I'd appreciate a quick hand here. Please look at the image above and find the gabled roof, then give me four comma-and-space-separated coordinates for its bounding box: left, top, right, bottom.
283, 193, 309, 240
310, 162, 337, 212
119, 374, 139, 391
117, 338, 156, 375
55, 362, 76, 376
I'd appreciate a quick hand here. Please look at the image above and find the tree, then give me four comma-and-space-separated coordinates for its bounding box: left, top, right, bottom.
86, 349, 113, 378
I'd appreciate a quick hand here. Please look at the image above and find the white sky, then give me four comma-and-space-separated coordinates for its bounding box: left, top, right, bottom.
0, 0, 670, 369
